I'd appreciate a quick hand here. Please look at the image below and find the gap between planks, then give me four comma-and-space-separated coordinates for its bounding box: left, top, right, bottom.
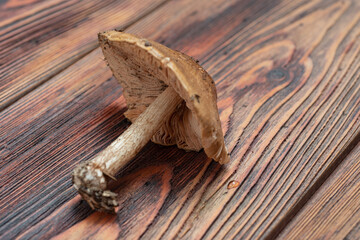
268, 126, 360, 239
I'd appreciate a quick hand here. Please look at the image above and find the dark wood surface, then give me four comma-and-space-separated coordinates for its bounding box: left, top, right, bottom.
279, 141, 360, 239
1, 0, 359, 239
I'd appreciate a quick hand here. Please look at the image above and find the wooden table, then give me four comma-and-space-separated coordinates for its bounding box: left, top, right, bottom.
1, 0, 359, 239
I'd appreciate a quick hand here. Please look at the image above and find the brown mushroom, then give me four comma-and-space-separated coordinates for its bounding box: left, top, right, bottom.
72, 31, 229, 213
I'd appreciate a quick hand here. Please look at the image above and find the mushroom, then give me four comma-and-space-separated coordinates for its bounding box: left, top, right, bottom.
72, 31, 229, 213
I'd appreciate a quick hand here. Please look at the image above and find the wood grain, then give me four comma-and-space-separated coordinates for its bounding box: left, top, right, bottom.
0, 0, 46, 21
278, 140, 360, 239
1, 0, 360, 239
1, 0, 264, 238
193, 1, 360, 239
0, 0, 167, 110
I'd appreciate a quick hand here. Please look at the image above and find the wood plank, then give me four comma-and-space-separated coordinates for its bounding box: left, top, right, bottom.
1, 0, 360, 239
278, 140, 360, 239
0, 0, 47, 21
0, 0, 167, 110
183, 1, 360, 239
346, 224, 360, 240
0, 0, 262, 238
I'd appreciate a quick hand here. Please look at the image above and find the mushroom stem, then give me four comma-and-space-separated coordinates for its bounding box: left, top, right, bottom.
72, 87, 182, 212
96, 86, 182, 173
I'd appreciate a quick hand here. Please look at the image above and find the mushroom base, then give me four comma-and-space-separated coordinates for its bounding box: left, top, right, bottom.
72, 87, 183, 212
72, 162, 119, 213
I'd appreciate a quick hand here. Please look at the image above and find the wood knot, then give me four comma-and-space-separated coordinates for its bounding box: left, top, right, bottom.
267, 68, 287, 81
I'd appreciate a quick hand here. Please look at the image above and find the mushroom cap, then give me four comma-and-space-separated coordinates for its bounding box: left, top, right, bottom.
98, 31, 229, 164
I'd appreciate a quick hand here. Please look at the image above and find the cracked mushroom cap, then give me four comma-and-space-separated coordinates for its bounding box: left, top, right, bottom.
98, 31, 229, 164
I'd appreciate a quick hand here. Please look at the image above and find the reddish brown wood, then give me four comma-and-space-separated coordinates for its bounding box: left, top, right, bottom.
0, 0, 167, 110
278, 141, 360, 239
0, 0, 360, 239
0, 0, 46, 21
